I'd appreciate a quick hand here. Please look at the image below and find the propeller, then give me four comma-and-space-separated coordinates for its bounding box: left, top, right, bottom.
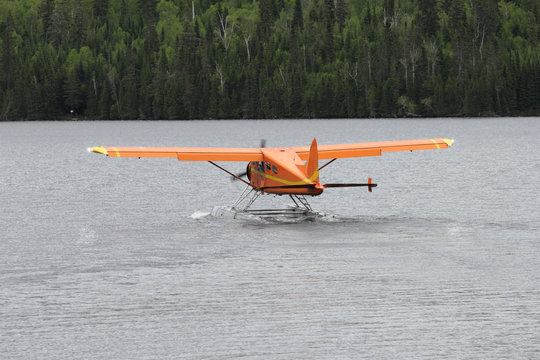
232, 166, 249, 181
231, 139, 266, 181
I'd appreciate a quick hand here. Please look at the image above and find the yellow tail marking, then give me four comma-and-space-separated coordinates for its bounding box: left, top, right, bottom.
251, 168, 319, 186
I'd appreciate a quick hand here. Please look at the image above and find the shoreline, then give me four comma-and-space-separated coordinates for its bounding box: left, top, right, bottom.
2, 113, 539, 122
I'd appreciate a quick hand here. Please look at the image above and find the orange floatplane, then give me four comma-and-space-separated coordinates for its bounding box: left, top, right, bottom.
91, 137, 453, 217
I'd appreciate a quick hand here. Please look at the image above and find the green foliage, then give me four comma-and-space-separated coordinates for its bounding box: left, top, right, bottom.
0, 0, 539, 120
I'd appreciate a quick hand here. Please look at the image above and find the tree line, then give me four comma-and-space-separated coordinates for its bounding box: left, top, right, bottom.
0, 0, 539, 120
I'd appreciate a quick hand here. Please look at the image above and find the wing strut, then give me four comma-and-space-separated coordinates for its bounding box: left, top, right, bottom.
318, 158, 337, 171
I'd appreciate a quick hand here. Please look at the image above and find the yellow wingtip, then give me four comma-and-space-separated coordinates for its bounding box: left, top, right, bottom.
91, 146, 108, 155
442, 138, 454, 147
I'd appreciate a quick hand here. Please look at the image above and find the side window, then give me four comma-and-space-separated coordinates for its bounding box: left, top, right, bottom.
258, 162, 264, 172
272, 165, 278, 174
265, 162, 271, 171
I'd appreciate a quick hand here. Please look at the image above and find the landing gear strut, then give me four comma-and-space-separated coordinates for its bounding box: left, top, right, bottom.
210, 185, 319, 219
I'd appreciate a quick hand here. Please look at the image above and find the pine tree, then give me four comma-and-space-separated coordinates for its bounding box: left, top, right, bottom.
99, 78, 112, 120
72, 0, 86, 49
64, 68, 83, 114
94, 0, 109, 20
335, 0, 350, 32
416, 0, 439, 38
1, 13, 15, 90
259, 0, 277, 37
49, 0, 71, 49
39, 0, 55, 42
292, 0, 303, 34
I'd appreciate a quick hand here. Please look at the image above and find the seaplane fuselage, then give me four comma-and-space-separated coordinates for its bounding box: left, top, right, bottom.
246, 146, 323, 196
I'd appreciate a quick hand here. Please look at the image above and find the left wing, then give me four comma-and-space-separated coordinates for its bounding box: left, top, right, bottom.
90, 146, 263, 161
292, 138, 453, 160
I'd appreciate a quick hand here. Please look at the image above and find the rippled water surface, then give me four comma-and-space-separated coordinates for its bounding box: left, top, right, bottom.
1, 118, 539, 359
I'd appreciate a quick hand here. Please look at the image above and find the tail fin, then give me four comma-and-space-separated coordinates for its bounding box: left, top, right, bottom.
304, 138, 319, 183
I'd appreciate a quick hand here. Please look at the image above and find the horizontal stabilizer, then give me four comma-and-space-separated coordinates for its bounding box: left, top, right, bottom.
324, 178, 377, 192
323, 183, 377, 188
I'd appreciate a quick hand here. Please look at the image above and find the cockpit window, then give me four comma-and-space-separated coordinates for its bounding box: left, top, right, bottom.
272, 165, 278, 174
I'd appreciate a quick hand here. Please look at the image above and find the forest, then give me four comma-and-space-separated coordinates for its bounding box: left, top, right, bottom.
0, 0, 539, 120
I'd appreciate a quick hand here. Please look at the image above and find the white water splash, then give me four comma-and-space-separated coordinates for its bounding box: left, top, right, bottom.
190, 211, 210, 219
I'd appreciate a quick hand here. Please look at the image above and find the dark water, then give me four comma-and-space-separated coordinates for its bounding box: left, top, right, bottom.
1, 118, 539, 359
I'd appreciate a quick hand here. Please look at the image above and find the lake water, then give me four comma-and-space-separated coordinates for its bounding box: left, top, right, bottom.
1, 118, 539, 359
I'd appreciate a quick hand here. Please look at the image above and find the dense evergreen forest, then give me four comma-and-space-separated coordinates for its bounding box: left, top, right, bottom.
0, 0, 539, 120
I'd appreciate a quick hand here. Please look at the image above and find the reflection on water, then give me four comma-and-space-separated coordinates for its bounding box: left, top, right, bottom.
1, 118, 539, 359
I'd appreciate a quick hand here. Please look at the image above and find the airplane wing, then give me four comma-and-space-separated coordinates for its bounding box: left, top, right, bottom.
292, 138, 453, 160
91, 138, 452, 161
90, 146, 263, 161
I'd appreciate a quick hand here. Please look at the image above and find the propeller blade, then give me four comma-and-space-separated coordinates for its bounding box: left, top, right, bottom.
260, 139, 267, 148
231, 171, 248, 181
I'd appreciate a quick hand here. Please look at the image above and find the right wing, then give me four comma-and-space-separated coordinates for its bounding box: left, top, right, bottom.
90, 146, 263, 161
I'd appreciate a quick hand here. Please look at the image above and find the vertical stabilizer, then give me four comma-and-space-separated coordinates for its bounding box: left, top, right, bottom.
304, 138, 319, 183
